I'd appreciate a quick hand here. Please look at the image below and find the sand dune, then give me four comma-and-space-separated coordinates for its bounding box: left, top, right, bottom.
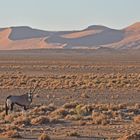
0, 28, 12, 49
106, 23, 140, 49
0, 22, 140, 50
9, 26, 51, 40
125, 22, 140, 31
61, 30, 102, 39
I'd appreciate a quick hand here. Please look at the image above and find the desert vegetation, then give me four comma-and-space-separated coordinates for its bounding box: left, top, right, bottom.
0, 50, 140, 139
0, 73, 140, 91
0, 102, 140, 139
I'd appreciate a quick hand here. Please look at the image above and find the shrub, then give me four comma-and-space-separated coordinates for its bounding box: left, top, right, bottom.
133, 115, 140, 123
63, 102, 78, 109
49, 108, 68, 119
13, 115, 30, 126
118, 132, 140, 140
67, 131, 80, 137
38, 133, 51, 140
1, 130, 22, 138
92, 112, 109, 125
31, 116, 49, 125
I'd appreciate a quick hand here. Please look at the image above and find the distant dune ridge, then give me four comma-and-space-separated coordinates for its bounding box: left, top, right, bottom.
0, 22, 140, 50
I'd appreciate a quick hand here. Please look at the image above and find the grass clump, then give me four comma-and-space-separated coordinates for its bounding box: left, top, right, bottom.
92, 112, 109, 125
67, 131, 80, 137
1, 130, 22, 138
31, 116, 49, 125
38, 133, 51, 140
133, 115, 140, 123
118, 132, 140, 140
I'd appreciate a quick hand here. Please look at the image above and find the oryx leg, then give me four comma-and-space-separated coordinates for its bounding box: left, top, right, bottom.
10, 103, 15, 114
10, 103, 14, 111
21, 105, 27, 115
24, 106, 27, 111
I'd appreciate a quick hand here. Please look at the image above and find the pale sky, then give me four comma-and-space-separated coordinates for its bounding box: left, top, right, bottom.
0, 0, 140, 31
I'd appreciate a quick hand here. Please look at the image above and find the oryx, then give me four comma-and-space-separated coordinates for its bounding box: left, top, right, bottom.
5, 82, 39, 115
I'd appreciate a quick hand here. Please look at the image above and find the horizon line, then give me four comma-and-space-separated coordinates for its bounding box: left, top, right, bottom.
0, 21, 139, 32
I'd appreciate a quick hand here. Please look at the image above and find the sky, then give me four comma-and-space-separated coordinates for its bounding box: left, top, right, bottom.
0, 0, 140, 31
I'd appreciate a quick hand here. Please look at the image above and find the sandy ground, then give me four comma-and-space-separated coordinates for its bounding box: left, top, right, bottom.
0, 49, 140, 140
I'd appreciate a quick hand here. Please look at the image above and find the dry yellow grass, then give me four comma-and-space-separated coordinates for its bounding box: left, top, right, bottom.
31, 116, 49, 125
4, 114, 15, 123
0, 49, 140, 140
12, 115, 30, 126
0, 99, 140, 139
63, 102, 78, 109
38, 133, 51, 140
0, 73, 140, 91
65, 114, 82, 121
66, 131, 80, 137
118, 132, 140, 140
92, 112, 109, 125
75, 104, 92, 116
133, 115, 140, 123
49, 107, 68, 119
1, 130, 22, 138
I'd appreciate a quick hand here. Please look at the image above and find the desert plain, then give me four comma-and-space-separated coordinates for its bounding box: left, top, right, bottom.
0, 49, 140, 140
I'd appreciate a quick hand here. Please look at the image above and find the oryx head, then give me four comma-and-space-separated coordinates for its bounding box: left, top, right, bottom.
27, 92, 33, 102
28, 81, 40, 100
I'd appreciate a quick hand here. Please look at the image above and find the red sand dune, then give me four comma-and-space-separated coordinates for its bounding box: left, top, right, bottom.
0, 22, 140, 50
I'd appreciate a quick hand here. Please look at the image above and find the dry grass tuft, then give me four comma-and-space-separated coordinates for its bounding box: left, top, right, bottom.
1, 130, 22, 138
65, 114, 82, 121
75, 104, 92, 116
49, 107, 68, 119
31, 105, 55, 115
4, 114, 16, 123
63, 102, 78, 109
4, 124, 20, 131
38, 133, 51, 140
31, 116, 49, 125
92, 112, 109, 125
0, 111, 5, 120
13, 115, 30, 126
133, 115, 140, 123
67, 131, 80, 137
118, 132, 140, 140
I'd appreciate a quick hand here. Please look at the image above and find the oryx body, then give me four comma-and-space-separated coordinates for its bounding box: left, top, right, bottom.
5, 92, 32, 115
5, 82, 39, 115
